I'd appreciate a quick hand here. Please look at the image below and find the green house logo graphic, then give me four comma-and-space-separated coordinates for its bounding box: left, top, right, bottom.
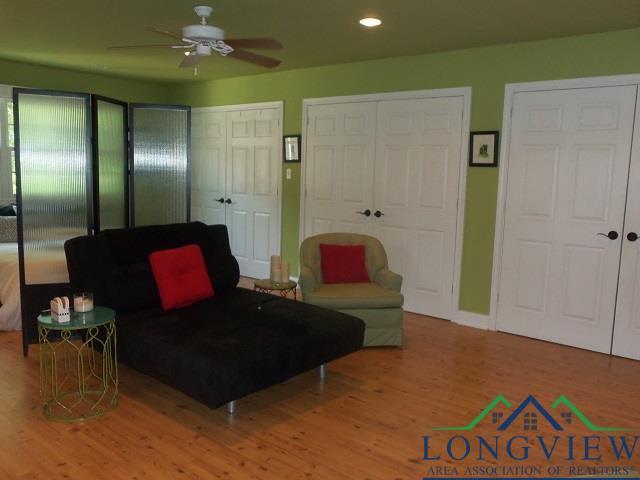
433, 395, 629, 432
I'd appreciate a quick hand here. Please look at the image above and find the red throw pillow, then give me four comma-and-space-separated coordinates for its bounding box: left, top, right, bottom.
149, 244, 214, 311
319, 244, 370, 284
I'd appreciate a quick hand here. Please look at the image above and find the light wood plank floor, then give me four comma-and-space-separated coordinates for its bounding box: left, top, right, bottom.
1, 280, 640, 478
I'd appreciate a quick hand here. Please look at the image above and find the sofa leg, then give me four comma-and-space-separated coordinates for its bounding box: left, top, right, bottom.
226, 401, 236, 414
318, 364, 327, 381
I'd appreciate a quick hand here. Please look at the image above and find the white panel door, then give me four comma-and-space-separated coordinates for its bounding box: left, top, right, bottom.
498, 86, 637, 353
191, 111, 227, 225
373, 97, 464, 317
304, 102, 377, 236
613, 91, 640, 360
226, 108, 281, 278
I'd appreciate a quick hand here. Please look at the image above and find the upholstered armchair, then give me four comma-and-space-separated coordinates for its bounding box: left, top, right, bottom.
299, 233, 404, 347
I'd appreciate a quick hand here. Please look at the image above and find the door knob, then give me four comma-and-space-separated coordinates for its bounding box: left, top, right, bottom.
356, 209, 371, 217
216, 197, 225, 204
225, 198, 232, 204
627, 232, 639, 242
374, 210, 384, 218
597, 230, 619, 240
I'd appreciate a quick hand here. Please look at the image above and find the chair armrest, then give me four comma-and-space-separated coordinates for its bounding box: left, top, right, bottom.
375, 268, 402, 292
299, 265, 318, 294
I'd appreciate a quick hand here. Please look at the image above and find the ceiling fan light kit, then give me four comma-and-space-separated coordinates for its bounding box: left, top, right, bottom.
108, 4, 283, 73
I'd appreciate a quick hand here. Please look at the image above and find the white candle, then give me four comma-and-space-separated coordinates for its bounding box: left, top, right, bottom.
280, 261, 290, 283
272, 267, 281, 283
270, 255, 281, 282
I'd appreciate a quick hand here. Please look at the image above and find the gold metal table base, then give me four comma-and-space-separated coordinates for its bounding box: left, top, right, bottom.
38, 321, 118, 422
254, 285, 297, 300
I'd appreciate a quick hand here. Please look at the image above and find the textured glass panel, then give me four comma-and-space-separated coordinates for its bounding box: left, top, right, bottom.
18, 93, 88, 284
97, 100, 126, 230
132, 106, 189, 226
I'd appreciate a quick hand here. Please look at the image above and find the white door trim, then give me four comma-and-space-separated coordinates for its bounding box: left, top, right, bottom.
300, 87, 472, 323
490, 74, 640, 331
192, 101, 284, 257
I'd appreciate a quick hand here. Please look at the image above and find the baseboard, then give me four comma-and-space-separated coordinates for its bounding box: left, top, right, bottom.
455, 310, 491, 330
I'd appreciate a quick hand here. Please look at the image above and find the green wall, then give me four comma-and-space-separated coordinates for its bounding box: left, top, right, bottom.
0, 58, 169, 103
168, 27, 640, 315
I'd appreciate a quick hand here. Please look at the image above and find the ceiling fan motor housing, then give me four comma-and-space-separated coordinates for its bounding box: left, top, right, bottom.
182, 24, 225, 41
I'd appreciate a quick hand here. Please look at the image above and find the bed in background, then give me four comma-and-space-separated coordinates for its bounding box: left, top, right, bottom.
0, 208, 71, 331
0, 242, 20, 330
0, 212, 19, 330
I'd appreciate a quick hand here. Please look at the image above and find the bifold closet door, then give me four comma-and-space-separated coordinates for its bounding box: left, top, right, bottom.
373, 96, 465, 318
226, 108, 281, 278
612, 91, 640, 360
304, 102, 377, 236
93, 97, 128, 231
191, 110, 226, 225
190, 106, 282, 278
304, 96, 465, 319
131, 105, 190, 226
497, 86, 637, 354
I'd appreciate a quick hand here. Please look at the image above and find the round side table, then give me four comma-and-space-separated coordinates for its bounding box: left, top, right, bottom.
254, 279, 298, 300
37, 306, 118, 422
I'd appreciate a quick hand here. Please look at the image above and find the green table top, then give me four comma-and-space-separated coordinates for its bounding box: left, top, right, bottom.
254, 278, 297, 290
37, 306, 116, 331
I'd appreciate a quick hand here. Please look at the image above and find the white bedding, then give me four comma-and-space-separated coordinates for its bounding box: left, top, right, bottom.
0, 244, 20, 331
0, 243, 70, 331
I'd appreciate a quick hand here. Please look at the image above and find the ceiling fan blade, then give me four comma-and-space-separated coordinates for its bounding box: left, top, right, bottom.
179, 54, 200, 68
224, 38, 283, 50
227, 49, 281, 68
108, 44, 183, 50
148, 27, 183, 40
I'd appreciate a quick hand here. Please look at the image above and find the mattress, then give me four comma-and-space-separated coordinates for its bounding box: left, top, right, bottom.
0, 244, 20, 330
0, 243, 69, 331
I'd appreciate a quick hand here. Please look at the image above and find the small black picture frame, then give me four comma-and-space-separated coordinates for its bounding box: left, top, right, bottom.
283, 134, 301, 163
469, 130, 499, 167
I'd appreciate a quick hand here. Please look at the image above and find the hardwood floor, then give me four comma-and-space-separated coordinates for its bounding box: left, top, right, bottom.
1, 281, 640, 478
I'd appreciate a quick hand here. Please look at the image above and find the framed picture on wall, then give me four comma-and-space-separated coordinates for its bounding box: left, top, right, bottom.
469, 131, 499, 167
283, 135, 301, 163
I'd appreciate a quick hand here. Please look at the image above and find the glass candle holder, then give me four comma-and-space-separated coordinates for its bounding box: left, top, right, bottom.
73, 292, 94, 313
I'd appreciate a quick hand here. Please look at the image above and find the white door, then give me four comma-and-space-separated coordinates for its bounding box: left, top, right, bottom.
373, 97, 465, 317
226, 108, 281, 278
191, 110, 227, 225
304, 102, 377, 236
612, 91, 640, 360
497, 86, 637, 353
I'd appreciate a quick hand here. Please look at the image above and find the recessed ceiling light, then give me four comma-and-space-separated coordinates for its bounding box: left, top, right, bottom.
359, 17, 382, 27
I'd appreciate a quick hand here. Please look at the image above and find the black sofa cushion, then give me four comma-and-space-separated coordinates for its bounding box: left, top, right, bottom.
117, 289, 364, 408
65, 222, 240, 312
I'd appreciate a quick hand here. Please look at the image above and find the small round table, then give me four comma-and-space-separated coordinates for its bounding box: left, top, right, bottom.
254, 279, 298, 300
37, 307, 118, 422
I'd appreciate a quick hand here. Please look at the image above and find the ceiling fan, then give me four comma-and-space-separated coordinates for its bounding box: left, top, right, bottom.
108, 5, 282, 74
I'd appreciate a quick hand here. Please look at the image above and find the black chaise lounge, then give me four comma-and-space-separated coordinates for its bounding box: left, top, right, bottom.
64, 222, 365, 413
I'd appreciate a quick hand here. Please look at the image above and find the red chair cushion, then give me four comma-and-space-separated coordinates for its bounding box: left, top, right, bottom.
149, 244, 214, 311
319, 244, 370, 284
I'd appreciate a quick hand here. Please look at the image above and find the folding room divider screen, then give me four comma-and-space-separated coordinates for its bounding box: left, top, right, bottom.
14, 89, 190, 354
130, 105, 190, 226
